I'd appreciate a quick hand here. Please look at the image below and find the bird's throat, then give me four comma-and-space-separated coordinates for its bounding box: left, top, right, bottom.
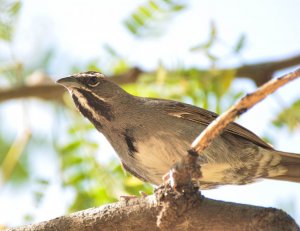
72, 89, 114, 129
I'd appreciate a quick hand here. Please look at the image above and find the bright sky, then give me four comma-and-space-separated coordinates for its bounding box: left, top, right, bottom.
1, 0, 300, 227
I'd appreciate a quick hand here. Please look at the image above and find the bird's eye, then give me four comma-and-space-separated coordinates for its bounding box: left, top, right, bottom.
87, 77, 99, 87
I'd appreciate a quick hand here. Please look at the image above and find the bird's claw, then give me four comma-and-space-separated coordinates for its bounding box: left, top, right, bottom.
119, 191, 148, 202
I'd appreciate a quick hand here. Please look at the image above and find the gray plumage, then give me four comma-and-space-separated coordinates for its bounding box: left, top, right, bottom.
57, 71, 300, 189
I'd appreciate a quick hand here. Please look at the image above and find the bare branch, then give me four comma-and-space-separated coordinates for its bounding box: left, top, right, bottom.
0, 85, 65, 102
1, 54, 300, 103
8, 191, 299, 231
191, 68, 300, 153
0, 68, 143, 103
236, 54, 300, 85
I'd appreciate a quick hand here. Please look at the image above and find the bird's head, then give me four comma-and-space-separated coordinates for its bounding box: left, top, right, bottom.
57, 71, 125, 99
57, 71, 127, 129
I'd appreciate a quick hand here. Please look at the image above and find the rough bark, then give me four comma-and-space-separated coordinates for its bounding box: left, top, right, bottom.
8, 187, 299, 231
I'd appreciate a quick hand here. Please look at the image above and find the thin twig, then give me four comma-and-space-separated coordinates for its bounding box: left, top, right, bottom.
191, 68, 300, 153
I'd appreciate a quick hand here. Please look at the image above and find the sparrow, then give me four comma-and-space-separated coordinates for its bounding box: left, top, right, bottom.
57, 71, 300, 189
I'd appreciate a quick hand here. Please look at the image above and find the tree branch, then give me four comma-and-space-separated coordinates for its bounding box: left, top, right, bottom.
4, 65, 300, 230
236, 54, 300, 85
191, 68, 300, 153
0, 85, 65, 102
0, 54, 299, 103
8, 191, 299, 231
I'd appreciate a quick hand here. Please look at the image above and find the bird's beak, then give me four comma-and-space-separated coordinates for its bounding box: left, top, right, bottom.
56, 76, 81, 89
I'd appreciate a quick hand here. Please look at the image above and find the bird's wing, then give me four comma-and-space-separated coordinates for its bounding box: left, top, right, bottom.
148, 98, 273, 150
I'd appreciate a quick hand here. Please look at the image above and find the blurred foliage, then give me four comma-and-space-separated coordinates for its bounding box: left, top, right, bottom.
0, 0, 299, 227
0, 0, 23, 85
0, 0, 21, 41
72, 44, 130, 76
191, 21, 247, 66
123, 67, 241, 114
57, 116, 152, 212
124, 0, 187, 37
0, 130, 30, 186
273, 99, 300, 131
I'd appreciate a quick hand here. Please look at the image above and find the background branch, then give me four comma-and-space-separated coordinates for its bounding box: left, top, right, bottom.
0, 54, 299, 103
236, 54, 300, 85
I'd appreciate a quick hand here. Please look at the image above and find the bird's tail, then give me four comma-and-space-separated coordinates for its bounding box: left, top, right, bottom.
266, 151, 300, 183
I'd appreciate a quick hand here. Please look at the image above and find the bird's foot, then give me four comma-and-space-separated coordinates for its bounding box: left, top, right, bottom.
119, 191, 147, 202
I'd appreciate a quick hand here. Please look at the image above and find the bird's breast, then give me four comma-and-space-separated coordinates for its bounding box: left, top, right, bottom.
131, 131, 191, 184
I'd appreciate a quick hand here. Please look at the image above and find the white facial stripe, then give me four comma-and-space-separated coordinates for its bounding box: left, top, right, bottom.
71, 85, 107, 102
72, 90, 103, 121
89, 81, 100, 87
89, 91, 107, 102
75, 72, 105, 78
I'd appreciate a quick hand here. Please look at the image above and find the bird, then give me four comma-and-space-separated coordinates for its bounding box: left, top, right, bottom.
57, 71, 300, 189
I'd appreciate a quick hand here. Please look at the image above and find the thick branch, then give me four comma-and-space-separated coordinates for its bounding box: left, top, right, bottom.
8, 191, 299, 231
1, 54, 299, 103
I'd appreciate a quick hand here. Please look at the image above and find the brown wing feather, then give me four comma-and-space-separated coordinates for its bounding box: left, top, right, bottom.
148, 98, 273, 150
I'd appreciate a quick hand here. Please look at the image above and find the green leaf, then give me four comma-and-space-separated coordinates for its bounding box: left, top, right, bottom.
61, 155, 83, 170
9, 1, 21, 16
206, 51, 218, 62
112, 60, 129, 74
86, 60, 101, 72
60, 140, 82, 154
66, 172, 86, 185
23, 214, 34, 223
103, 44, 118, 57
149, 0, 160, 11
209, 20, 217, 41
170, 4, 186, 11
190, 21, 217, 52
273, 100, 300, 131
234, 34, 246, 53
221, 69, 236, 92
36, 178, 49, 186
33, 191, 44, 206
124, 20, 137, 35
0, 22, 12, 41
139, 6, 152, 17
0, 0, 22, 42
124, 0, 187, 37
132, 12, 146, 26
